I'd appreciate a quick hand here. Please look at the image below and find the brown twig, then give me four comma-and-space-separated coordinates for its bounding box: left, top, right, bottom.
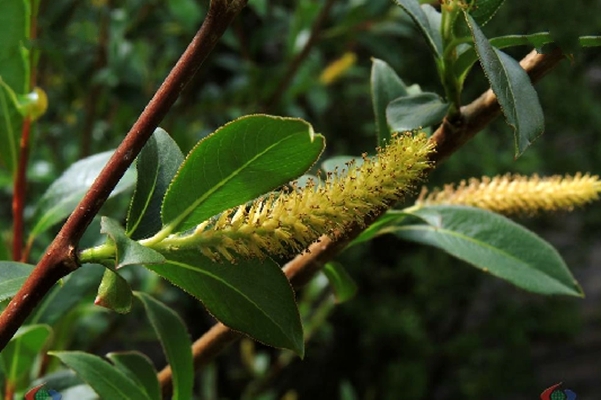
11, 0, 39, 263
0, 0, 249, 351
157, 48, 567, 395
263, 0, 336, 111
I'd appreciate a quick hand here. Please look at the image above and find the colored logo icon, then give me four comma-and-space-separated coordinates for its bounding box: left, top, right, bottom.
24, 383, 62, 400
540, 383, 576, 400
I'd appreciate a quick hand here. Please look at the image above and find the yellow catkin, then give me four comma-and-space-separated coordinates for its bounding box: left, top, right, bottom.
417, 173, 601, 215
187, 132, 434, 262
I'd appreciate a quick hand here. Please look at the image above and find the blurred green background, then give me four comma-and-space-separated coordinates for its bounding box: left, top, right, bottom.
3, 0, 600, 398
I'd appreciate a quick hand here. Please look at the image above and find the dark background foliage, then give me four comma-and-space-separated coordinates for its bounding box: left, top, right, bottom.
4, 0, 600, 398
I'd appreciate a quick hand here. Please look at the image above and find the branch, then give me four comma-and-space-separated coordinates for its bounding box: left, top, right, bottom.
157, 48, 567, 395
0, 0, 248, 351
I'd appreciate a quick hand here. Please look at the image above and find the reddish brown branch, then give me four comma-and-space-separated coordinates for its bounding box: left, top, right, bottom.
0, 0, 248, 351
157, 48, 567, 394
263, 0, 336, 110
12, 0, 39, 262
12, 117, 31, 262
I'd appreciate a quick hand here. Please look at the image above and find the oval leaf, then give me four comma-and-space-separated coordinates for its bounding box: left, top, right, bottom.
464, 13, 545, 157
0, 262, 35, 302
162, 114, 325, 233
135, 292, 193, 400
30, 150, 137, 238
50, 351, 151, 400
145, 250, 304, 356
393, 205, 583, 297
127, 128, 184, 240
370, 58, 410, 146
386, 92, 450, 132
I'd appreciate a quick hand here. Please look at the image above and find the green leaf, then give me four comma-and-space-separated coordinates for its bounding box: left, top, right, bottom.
127, 128, 184, 240
50, 351, 151, 400
135, 292, 193, 400
29, 150, 137, 238
370, 58, 409, 146
0, 262, 35, 302
31, 264, 105, 325
145, 250, 304, 356
393, 205, 583, 297
106, 352, 160, 400
464, 13, 544, 157
348, 211, 408, 248
0, 324, 51, 384
455, 34, 600, 82
454, 32, 553, 82
323, 262, 357, 303
162, 114, 325, 233
101, 217, 165, 269
386, 92, 450, 132
95, 268, 132, 314
392, 0, 442, 58
0, 0, 30, 174
466, 0, 505, 25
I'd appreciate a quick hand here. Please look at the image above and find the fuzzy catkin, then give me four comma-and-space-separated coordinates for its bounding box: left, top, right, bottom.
187, 132, 434, 262
417, 173, 601, 215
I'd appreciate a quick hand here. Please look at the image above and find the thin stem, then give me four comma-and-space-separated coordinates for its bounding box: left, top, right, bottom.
12, 117, 31, 261
0, 0, 249, 351
157, 48, 567, 395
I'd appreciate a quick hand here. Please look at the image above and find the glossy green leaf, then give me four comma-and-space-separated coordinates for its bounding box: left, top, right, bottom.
135, 292, 193, 400
370, 58, 409, 146
0, 262, 34, 302
101, 217, 165, 269
465, 13, 544, 157
393, 0, 442, 58
162, 114, 325, 233
145, 250, 304, 356
0, 324, 51, 383
50, 351, 151, 400
466, 0, 505, 25
29, 150, 137, 238
127, 128, 184, 240
323, 262, 357, 303
394, 205, 583, 296
0, 0, 30, 174
107, 352, 160, 400
387, 92, 450, 132
95, 268, 132, 314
